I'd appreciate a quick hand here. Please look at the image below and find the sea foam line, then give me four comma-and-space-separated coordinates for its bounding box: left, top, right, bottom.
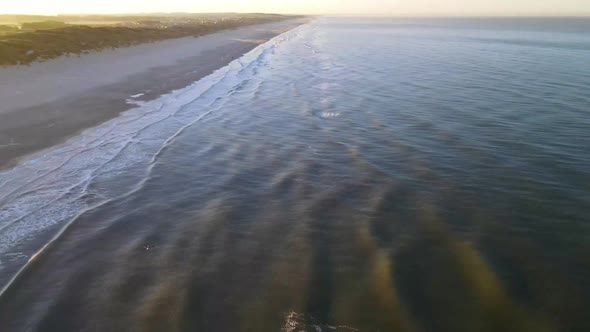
0, 23, 309, 294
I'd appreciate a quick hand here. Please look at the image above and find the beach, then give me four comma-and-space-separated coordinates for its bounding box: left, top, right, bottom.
0, 18, 305, 169
0, 16, 589, 332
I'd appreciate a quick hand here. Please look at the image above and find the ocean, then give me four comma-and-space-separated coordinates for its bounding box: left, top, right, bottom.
1, 17, 589, 331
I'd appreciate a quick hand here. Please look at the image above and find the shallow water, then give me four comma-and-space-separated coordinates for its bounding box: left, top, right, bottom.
1, 17, 590, 331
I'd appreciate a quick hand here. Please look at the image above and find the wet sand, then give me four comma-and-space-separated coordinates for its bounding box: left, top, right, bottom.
0, 18, 305, 170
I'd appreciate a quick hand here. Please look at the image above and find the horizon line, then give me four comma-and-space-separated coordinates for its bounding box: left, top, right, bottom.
1, 12, 590, 18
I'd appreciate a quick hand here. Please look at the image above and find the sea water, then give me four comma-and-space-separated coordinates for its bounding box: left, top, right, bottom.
0, 17, 589, 331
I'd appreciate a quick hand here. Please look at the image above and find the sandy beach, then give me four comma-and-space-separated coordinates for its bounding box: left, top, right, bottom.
0, 18, 304, 169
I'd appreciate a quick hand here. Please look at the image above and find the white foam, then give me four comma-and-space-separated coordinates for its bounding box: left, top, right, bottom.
0, 24, 307, 275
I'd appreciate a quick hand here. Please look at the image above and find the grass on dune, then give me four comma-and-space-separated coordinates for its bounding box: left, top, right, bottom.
0, 14, 294, 66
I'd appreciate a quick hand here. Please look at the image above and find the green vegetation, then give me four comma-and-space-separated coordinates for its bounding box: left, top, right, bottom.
0, 14, 296, 66
20, 20, 68, 31
0, 25, 19, 36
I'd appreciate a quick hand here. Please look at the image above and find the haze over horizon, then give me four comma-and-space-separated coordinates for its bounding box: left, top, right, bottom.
2, 0, 590, 17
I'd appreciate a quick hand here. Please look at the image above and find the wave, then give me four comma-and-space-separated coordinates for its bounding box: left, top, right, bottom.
0, 23, 308, 291
467, 36, 590, 51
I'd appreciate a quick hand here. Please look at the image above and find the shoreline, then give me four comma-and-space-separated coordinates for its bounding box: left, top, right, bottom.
0, 18, 307, 170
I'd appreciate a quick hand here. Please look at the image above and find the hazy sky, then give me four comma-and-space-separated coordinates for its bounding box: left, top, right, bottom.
2, 0, 590, 16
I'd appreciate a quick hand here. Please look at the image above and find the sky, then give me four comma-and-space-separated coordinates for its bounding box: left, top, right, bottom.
2, 0, 590, 16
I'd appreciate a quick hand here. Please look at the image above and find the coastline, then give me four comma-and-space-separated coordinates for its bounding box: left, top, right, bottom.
0, 18, 306, 170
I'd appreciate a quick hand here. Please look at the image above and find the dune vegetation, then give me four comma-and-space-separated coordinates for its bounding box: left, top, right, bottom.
0, 14, 295, 66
